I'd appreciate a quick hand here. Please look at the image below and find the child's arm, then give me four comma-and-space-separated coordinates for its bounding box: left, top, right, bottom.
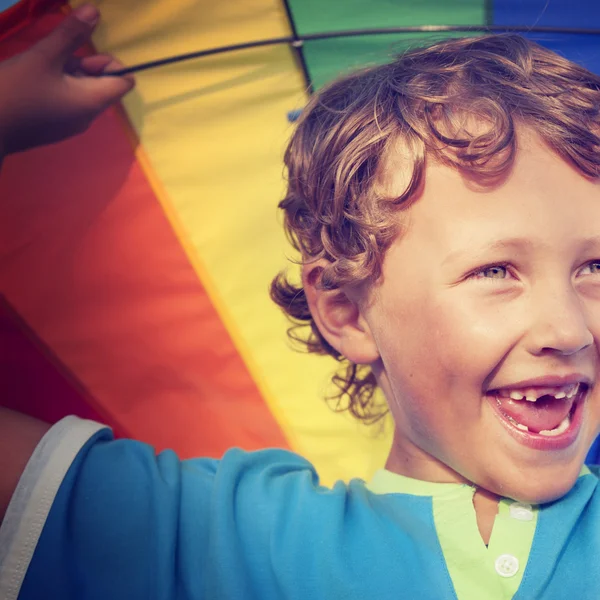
0, 3, 134, 168
0, 407, 50, 523
0, 4, 134, 522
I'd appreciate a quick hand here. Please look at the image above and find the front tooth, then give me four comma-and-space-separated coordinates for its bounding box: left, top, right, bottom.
516, 423, 529, 431
510, 391, 525, 400
525, 395, 537, 402
555, 392, 566, 399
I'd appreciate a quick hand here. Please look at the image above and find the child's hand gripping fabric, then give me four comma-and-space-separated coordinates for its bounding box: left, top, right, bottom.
0, 3, 134, 161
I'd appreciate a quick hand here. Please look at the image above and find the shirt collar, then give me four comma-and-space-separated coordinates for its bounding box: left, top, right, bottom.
367, 464, 593, 497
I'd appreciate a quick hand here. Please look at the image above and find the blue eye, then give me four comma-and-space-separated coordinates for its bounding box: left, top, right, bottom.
581, 261, 600, 275
472, 264, 509, 280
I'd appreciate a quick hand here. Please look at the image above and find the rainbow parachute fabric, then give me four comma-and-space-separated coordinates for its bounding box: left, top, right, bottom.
2, 0, 600, 485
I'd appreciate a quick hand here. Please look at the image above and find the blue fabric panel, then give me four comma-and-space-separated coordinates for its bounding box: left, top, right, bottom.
493, 0, 600, 28
520, 33, 600, 75
0, 0, 19, 11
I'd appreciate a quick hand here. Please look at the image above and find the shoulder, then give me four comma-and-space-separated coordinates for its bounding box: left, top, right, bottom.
1, 417, 373, 600
178, 446, 373, 537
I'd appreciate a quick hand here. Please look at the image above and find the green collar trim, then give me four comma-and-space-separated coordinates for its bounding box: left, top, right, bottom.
367, 468, 467, 496
367, 464, 593, 496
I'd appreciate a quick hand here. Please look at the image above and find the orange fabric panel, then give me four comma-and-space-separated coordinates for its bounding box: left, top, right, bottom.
0, 7, 289, 456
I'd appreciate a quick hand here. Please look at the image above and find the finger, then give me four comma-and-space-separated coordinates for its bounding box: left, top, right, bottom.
78, 54, 114, 75
64, 55, 83, 75
95, 57, 136, 88
74, 73, 136, 111
75, 55, 135, 87
34, 5, 99, 64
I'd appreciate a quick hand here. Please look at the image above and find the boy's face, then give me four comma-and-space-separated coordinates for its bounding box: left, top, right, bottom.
363, 130, 600, 503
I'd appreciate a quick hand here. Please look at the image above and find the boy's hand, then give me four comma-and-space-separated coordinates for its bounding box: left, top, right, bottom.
0, 4, 135, 157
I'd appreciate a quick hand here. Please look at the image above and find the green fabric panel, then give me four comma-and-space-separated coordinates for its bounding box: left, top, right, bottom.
286, 0, 487, 89
288, 0, 486, 34
302, 33, 475, 90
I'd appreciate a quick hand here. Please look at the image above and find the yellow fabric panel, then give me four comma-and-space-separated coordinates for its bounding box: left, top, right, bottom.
74, 0, 392, 484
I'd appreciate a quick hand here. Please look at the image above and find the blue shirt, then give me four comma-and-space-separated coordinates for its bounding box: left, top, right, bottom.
1, 417, 599, 599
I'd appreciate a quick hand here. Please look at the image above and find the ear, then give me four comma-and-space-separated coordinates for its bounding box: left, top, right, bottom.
302, 259, 380, 364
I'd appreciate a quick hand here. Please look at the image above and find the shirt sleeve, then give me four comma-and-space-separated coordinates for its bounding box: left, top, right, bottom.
0, 416, 329, 600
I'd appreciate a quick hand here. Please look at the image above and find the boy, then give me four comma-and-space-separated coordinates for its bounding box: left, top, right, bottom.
2, 9, 600, 600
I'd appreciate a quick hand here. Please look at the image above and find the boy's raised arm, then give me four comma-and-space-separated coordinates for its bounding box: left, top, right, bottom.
0, 5, 134, 520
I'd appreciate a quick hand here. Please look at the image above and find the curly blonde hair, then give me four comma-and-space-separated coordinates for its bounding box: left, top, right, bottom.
271, 34, 600, 423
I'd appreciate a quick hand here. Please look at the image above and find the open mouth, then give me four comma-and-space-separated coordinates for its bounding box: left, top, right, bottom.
485, 382, 589, 450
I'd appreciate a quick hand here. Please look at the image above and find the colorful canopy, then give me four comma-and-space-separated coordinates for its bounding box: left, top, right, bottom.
1, 0, 599, 485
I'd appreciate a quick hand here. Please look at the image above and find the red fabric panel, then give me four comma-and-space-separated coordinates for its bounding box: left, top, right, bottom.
0, 0, 64, 48
0, 7, 289, 456
0, 295, 119, 429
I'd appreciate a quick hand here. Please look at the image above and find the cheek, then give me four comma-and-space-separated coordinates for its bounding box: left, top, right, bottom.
387, 294, 510, 378
430, 294, 524, 374
583, 296, 600, 339
373, 297, 468, 418
374, 294, 521, 426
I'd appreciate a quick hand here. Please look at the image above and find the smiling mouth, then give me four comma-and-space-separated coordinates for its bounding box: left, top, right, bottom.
485, 383, 589, 450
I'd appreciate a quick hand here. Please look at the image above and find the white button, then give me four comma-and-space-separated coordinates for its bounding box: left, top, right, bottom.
495, 554, 519, 578
509, 501, 533, 521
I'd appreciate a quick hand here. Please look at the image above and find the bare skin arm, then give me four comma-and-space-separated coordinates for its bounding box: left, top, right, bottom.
0, 6, 134, 521
0, 407, 50, 523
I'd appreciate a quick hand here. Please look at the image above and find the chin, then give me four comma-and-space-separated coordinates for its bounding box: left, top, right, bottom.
488, 464, 584, 505
513, 480, 577, 505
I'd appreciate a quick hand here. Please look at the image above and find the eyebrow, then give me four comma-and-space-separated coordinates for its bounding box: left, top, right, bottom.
580, 236, 600, 253
442, 235, 600, 267
442, 237, 535, 267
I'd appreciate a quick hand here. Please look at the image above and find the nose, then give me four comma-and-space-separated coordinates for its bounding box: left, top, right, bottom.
527, 284, 594, 357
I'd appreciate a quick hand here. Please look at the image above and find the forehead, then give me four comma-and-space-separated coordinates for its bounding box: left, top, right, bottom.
384, 131, 600, 253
